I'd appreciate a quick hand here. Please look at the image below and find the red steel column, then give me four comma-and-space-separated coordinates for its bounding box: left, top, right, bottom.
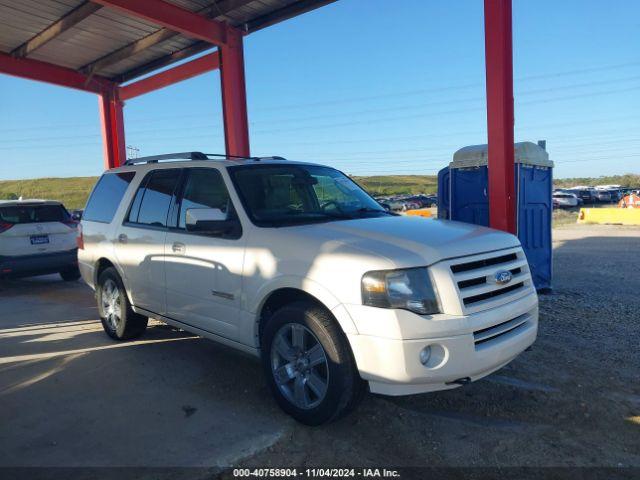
219, 27, 250, 157
484, 0, 516, 234
98, 87, 126, 169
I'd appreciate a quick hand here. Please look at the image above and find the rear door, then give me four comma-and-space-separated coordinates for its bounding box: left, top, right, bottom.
114, 168, 182, 315
0, 203, 76, 257
164, 167, 245, 340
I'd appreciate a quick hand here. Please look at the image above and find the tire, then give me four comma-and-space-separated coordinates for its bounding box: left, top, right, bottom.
59, 266, 81, 281
261, 300, 366, 426
96, 267, 148, 341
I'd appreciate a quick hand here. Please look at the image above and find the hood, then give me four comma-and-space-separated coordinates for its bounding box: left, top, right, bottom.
303, 215, 520, 268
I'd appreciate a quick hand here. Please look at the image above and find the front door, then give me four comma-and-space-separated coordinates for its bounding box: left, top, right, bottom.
114, 168, 182, 315
164, 168, 245, 340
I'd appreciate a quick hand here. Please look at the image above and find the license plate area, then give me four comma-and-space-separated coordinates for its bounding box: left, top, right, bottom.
30, 235, 50, 245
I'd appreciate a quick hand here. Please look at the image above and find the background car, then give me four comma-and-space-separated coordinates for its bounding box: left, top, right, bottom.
552, 192, 579, 208
594, 190, 612, 202
402, 195, 434, 208
387, 199, 408, 212
606, 189, 623, 202
0, 199, 80, 280
568, 188, 598, 204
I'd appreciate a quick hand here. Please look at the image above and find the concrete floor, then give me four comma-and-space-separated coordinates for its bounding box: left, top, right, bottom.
0, 276, 288, 467
1, 224, 639, 469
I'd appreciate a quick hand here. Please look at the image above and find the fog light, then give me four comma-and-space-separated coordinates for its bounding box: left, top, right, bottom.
419, 346, 432, 365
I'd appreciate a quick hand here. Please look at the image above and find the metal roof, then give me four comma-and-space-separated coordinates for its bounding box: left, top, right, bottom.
0, 0, 335, 83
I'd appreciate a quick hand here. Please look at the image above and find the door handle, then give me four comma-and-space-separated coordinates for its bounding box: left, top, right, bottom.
172, 242, 185, 254
118, 234, 127, 243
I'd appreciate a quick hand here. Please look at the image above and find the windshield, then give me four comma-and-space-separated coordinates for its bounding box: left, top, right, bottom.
228, 164, 390, 227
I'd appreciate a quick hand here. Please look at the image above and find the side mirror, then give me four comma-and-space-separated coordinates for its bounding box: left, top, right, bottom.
186, 208, 232, 234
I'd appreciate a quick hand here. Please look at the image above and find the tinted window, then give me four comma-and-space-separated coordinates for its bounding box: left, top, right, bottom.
84, 172, 136, 223
130, 169, 180, 227
178, 169, 233, 229
126, 181, 146, 224
0, 204, 70, 224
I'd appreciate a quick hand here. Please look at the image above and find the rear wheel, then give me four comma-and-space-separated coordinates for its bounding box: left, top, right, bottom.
59, 266, 81, 281
261, 300, 366, 425
97, 267, 148, 340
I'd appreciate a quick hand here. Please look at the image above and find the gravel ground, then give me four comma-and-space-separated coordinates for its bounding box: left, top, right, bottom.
235, 224, 640, 469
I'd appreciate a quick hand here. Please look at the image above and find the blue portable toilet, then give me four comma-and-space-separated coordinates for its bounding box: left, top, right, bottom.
437, 142, 553, 291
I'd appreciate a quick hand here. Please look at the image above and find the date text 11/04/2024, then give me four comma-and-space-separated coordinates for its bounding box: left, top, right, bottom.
232, 468, 401, 478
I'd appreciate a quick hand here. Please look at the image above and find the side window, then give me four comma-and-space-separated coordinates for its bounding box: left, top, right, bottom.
83, 172, 136, 223
128, 169, 180, 228
178, 169, 234, 229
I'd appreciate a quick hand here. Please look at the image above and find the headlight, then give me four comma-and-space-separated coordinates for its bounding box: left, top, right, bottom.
361, 267, 441, 315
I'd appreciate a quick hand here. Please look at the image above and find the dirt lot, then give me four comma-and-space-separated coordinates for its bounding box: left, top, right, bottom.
0, 224, 639, 472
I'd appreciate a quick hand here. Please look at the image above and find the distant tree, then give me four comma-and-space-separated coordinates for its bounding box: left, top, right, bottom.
1, 192, 19, 200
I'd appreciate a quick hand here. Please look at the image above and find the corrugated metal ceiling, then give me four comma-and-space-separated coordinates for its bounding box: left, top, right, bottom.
0, 0, 333, 82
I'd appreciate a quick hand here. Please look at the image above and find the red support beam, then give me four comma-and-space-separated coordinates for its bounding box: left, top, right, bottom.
484, 0, 516, 234
99, 88, 126, 169
0, 51, 113, 94
92, 0, 228, 46
120, 51, 220, 101
219, 28, 250, 157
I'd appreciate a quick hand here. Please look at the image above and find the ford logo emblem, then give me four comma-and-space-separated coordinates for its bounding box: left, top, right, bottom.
494, 270, 512, 285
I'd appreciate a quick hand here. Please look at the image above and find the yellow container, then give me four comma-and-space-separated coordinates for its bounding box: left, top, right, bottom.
577, 208, 640, 225
405, 209, 433, 218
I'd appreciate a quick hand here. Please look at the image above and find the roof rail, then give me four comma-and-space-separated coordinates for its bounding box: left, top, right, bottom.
123, 152, 208, 165
123, 152, 287, 166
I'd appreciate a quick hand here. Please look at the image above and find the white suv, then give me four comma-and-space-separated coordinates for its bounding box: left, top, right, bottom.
0, 199, 80, 280
79, 152, 538, 425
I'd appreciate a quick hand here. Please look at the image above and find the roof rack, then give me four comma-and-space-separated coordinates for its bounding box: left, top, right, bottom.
123, 152, 287, 166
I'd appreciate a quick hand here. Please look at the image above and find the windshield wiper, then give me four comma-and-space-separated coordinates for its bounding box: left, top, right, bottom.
354, 207, 392, 216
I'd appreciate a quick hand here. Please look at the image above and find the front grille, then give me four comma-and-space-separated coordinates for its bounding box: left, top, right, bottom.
449, 249, 531, 312
474, 313, 531, 348
450, 253, 517, 273
463, 282, 524, 306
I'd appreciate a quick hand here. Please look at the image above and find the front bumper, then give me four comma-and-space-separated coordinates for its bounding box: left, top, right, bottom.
340, 292, 538, 395
0, 249, 78, 278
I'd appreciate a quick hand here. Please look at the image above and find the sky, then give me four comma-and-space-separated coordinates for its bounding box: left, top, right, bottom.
1, 0, 639, 180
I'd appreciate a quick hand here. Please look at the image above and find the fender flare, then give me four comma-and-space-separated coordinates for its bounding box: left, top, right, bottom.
251, 275, 359, 336
94, 257, 135, 305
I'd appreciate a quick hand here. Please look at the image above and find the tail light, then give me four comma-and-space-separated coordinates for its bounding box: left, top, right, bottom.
76, 223, 84, 250
0, 221, 13, 233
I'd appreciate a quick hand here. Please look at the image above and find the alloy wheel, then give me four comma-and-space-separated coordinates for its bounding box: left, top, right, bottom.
270, 323, 329, 410
101, 278, 122, 331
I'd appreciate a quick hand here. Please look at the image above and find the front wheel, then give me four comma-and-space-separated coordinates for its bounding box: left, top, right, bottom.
96, 267, 148, 341
261, 301, 366, 425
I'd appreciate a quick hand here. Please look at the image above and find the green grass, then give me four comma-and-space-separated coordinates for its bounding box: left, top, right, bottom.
0, 177, 98, 210
553, 208, 580, 227
352, 175, 438, 196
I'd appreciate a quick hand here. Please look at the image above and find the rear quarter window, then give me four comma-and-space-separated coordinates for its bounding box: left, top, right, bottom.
83, 172, 136, 223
